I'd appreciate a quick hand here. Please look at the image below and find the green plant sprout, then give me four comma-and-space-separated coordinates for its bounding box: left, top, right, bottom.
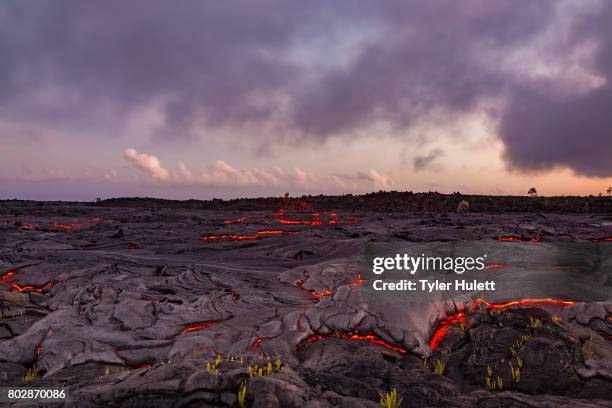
237, 381, 247, 407
379, 388, 402, 408
433, 360, 445, 375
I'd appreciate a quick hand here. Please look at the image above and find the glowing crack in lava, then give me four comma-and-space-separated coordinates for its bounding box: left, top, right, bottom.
498, 235, 521, 241
429, 298, 577, 349
296, 331, 407, 354
224, 216, 246, 224
350, 274, 367, 287
53, 222, 82, 230
251, 336, 272, 351
429, 312, 466, 350
0, 271, 15, 282
295, 279, 333, 298
474, 298, 575, 310
179, 319, 226, 335
201, 229, 288, 242
0, 269, 61, 293
127, 243, 141, 250
10, 281, 57, 293
295, 274, 366, 299
484, 263, 508, 270
592, 236, 612, 243
276, 209, 356, 226
498, 234, 542, 242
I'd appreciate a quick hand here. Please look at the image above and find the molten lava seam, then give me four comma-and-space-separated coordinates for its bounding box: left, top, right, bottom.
10, 281, 56, 293
297, 331, 407, 354
251, 337, 272, 351
484, 263, 508, 270
498, 234, 541, 242
429, 312, 465, 349
201, 229, 288, 242
429, 298, 577, 349
475, 298, 576, 310
295, 279, 333, 298
53, 222, 82, 230
349, 274, 367, 287
179, 319, 226, 335
1, 269, 61, 293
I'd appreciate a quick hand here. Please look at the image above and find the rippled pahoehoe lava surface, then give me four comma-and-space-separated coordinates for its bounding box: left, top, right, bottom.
0, 201, 611, 407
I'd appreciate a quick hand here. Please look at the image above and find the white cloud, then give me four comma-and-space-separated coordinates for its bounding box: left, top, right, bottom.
357, 169, 396, 190
122, 147, 395, 192
123, 148, 170, 181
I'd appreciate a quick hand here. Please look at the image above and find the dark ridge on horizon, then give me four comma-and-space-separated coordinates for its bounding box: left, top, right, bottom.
3, 191, 610, 213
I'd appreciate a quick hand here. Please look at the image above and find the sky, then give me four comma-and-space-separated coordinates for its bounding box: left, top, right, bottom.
1, 0, 611, 201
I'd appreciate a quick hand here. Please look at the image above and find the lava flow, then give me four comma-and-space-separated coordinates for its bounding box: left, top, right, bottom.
53, 221, 82, 230
10, 281, 56, 293
0, 270, 15, 282
498, 234, 541, 243
295, 279, 333, 298
592, 236, 612, 243
484, 263, 508, 270
201, 229, 287, 242
224, 216, 246, 224
0, 269, 61, 293
429, 298, 577, 349
251, 336, 272, 351
498, 235, 521, 241
296, 331, 407, 354
429, 311, 466, 349
475, 297, 575, 310
179, 318, 226, 335
276, 209, 355, 226
349, 274, 367, 287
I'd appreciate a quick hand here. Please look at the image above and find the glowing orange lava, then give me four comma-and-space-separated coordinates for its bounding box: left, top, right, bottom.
297, 331, 406, 354
53, 222, 81, 230
295, 279, 333, 298
498, 234, 541, 243
93, 216, 105, 222
127, 243, 140, 250
179, 319, 225, 335
201, 233, 259, 242
475, 298, 575, 310
201, 229, 288, 242
0, 271, 15, 282
350, 274, 367, 287
498, 235, 522, 241
429, 298, 577, 349
0, 270, 60, 293
251, 337, 272, 351
484, 263, 508, 270
224, 216, 246, 224
10, 281, 56, 293
21, 223, 36, 230
429, 312, 465, 349
592, 236, 612, 243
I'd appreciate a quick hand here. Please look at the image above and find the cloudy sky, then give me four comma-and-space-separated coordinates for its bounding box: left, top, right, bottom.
1, 0, 611, 200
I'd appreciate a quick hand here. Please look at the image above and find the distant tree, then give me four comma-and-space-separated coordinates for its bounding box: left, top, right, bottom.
527, 187, 538, 197
95, 197, 102, 203
607, 186, 612, 196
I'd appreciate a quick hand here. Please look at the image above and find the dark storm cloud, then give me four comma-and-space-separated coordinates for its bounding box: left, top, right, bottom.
0, 0, 610, 176
498, 3, 612, 178
414, 149, 444, 172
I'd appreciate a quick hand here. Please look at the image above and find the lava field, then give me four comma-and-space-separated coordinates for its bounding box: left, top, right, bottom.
0, 201, 611, 407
